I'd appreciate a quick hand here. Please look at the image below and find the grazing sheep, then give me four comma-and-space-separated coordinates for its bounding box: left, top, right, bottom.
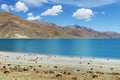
81, 73, 85, 75
49, 70, 54, 74
4, 71, 10, 76
108, 72, 120, 75
4, 71, 10, 74
0, 66, 7, 71
39, 65, 41, 67
17, 69, 23, 72
33, 69, 37, 71
96, 71, 104, 75
71, 77, 77, 80
36, 70, 40, 73
14, 66, 18, 70
63, 71, 66, 74
9, 67, 12, 70
7, 64, 11, 66
92, 74, 98, 78
67, 72, 71, 75
87, 71, 93, 74
23, 68, 29, 71
44, 71, 48, 74
17, 65, 20, 67
56, 74, 62, 78
3, 66, 6, 68
28, 65, 33, 69
90, 68, 93, 70
54, 66, 57, 68
110, 68, 113, 70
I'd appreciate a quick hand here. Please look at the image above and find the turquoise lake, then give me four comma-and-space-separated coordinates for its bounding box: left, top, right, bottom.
0, 39, 120, 59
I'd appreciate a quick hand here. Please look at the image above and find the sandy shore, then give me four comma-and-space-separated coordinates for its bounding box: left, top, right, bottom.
0, 51, 120, 80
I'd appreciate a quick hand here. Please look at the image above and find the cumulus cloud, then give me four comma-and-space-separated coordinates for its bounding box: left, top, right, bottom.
13, 1, 28, 12
1, 4, 9, 11
41, 5, 63, 16
72, 8, 94, 20
21, 0, 48, 7
27, 12, 40, 20
0, 1, 28, 13
50, 0, 118, 8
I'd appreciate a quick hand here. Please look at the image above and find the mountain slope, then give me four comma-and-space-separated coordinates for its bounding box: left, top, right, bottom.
0, 12, 72, 38
0, 12, 120, 38
59, 25, 120, 38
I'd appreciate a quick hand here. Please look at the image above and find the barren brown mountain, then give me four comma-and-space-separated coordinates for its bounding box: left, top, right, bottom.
0, 12, 71, 38
0, 12, 120, 38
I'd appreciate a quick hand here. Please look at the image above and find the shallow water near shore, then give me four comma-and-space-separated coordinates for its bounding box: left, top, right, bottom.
0, 38, 120, 59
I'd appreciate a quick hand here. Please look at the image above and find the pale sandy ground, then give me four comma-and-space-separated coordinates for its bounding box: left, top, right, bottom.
0, 51, 120, 80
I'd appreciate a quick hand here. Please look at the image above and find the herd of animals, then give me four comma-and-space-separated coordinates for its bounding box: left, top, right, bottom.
0, 53, 120, 80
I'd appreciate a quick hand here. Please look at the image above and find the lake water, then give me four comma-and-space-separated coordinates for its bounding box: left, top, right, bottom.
0, 38, 120, 59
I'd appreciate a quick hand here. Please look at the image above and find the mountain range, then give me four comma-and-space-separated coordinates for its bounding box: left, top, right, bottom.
0, 12, 120, 38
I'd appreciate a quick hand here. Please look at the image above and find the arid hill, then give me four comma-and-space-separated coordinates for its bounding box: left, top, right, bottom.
0, 12, 120, 38
0, 12, 71, 38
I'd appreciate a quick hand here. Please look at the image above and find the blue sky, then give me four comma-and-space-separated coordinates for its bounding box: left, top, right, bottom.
0, 0, 120, 32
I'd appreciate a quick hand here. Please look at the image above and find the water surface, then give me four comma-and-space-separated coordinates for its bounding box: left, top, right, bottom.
0, 38, 120, 59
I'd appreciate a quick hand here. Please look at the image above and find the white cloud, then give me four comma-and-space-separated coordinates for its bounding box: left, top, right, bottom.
13, 1, 28, 12
21, 0, 48, 7
50, 0, 118, 7
72, 8, 94, 20
41, 5, 63, 16
27, 12, 33, 16
0, 1, 28, 13
27, 12, 40, 20
1, 4, 9, 11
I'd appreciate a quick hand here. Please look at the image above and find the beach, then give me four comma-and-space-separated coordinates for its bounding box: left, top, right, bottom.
0, 51, 120, 80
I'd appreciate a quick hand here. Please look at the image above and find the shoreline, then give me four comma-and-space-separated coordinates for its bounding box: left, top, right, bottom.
0, 38, 119, 39
0, 51, 120, 68
0, 51, 120, 61
0, 51, 120, 80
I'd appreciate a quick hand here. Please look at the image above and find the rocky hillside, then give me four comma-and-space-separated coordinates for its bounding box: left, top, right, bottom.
0, 12, 120, 38
0, 12, 72, 38
58, 25, 120, 38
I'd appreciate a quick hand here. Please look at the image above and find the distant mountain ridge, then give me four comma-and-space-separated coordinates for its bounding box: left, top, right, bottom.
0, 12, 120, 38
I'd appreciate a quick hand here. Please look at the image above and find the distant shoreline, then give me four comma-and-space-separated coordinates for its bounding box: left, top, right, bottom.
0, 51, 120, 62
0, 37, 118, 39
0, 51, 120, 60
